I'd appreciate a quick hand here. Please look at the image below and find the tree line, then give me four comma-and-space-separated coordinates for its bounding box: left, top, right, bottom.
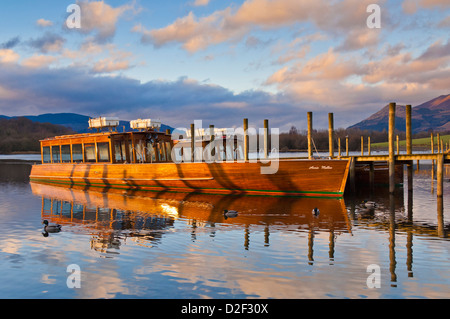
0, 117, 75, 154
278, 126, 443, 152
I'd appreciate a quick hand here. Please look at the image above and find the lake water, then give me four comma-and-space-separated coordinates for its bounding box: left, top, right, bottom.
0, 155, 449, 299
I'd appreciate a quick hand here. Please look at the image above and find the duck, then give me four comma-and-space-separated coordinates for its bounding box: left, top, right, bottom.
312, 207, 320, 217
42, 220, 62, 233
361, 200, 377, 209
223, 209, 239, 220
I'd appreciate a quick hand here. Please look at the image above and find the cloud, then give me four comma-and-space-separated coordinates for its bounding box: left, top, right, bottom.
193, 0, 210, 6
1, 37, 21, 49
0, 63, 301, 130
22, 55, 59, 69
75, 0, 139, 43
0, 49, 20, 64
265, 39, 450, 118
28, 33, 66, 53
402, 0, 450, 14
36, 19, 53, 27
134, 0, 383, 52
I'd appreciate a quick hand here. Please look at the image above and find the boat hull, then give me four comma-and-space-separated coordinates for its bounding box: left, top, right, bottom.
30, 159, 350, 198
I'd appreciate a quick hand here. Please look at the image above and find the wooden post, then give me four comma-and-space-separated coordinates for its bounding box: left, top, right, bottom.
338, 138, 341, 159
349, 157, 356, 193
190, 123, 195, 163
307, 112, 313, 159
431, 133, 434, 153
328, 113, 334, 158
346, 136, 349, 156
264, 119, 269, 159
406, 105, 413, 207
243, 118, 249, 162
210, 124, 215, 158
369, 162, 374, 190
389, 102, 396, 194
368, 136, 371, 156
437, 154, 444, 197
361, 136, 364, 156
437, 133, 441, 153
396, 135, 399, 154
406, 105, 412, 155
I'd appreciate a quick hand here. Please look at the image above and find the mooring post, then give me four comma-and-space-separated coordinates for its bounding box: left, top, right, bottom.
431, 133, 435, 169
406, 105, 412, 155
209, 124, 215, 158
369, 162, 374, 190
389, 102, 396, 194
437, 133, 441, 153
368, 136, 371, 156
396, 135, 399, 154
338, 138, 341, 159
361, 136, 364, 156
190, 123, 195, 163
431, 133, 434, 153
307, 112, 313, 160
346, 136, 349, 156
264, 119, 269, 159
349, 157, 356, 193
437, 154, 444, 197
328, 113, 334, 158
406, 104, 413, 199
244, 118, 249, 162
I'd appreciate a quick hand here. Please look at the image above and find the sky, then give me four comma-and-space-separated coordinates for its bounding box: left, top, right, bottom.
0, 0, 449, 131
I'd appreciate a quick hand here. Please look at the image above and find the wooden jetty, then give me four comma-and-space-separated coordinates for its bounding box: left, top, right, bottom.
304, 103, 449, 198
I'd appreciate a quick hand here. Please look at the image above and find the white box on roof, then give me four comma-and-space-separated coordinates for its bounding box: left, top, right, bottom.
130, 118, 161, 130
88, 117, 119, 129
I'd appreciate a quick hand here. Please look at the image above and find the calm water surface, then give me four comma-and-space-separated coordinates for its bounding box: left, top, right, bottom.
0, 155, 449, 299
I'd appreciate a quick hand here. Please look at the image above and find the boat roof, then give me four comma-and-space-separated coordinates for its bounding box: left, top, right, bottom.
40, 130, 166, 142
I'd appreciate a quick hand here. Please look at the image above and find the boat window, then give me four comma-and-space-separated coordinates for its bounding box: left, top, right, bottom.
72, 144, 83, 162
135, 140, 146, 163
165, 142, 172, 161
97, 143, 110, 162
159, 142, 166, 161
43, 146, 51, 163
115, 140, 126, 163
61, 145, 71, 163
146, 142, 156, 163
52, 145, 61, 163
84, 143, 96, 162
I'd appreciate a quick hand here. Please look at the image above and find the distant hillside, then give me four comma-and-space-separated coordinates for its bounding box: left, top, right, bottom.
0, 113, 174, 133
0, 117, 75, 154
348, 94, 450, 134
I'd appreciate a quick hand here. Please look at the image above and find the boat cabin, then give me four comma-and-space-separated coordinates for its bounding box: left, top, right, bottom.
40, 130, 173, 165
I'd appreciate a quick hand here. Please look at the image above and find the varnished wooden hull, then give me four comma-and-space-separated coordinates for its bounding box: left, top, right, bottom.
30, 159, 350, 198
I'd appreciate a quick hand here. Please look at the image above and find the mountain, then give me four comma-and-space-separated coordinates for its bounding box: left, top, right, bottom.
348, 94, 450, 134
0, 113, 174, 133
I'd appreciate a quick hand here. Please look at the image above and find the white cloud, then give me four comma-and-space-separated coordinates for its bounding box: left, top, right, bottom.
193, 0, 210, 6
36, 18, 53, 27
134, 0, 384, 52
0, 49, 20, 64
75, 0, 139, 43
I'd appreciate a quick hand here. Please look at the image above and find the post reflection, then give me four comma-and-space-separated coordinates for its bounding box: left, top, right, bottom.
31, 176, 447, 280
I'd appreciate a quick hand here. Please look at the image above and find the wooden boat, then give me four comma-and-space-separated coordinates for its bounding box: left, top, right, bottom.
30, 118, 350, 198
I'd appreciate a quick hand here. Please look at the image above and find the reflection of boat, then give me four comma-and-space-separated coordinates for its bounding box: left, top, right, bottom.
31, 182, 351, 233
29, 118, 350, 198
